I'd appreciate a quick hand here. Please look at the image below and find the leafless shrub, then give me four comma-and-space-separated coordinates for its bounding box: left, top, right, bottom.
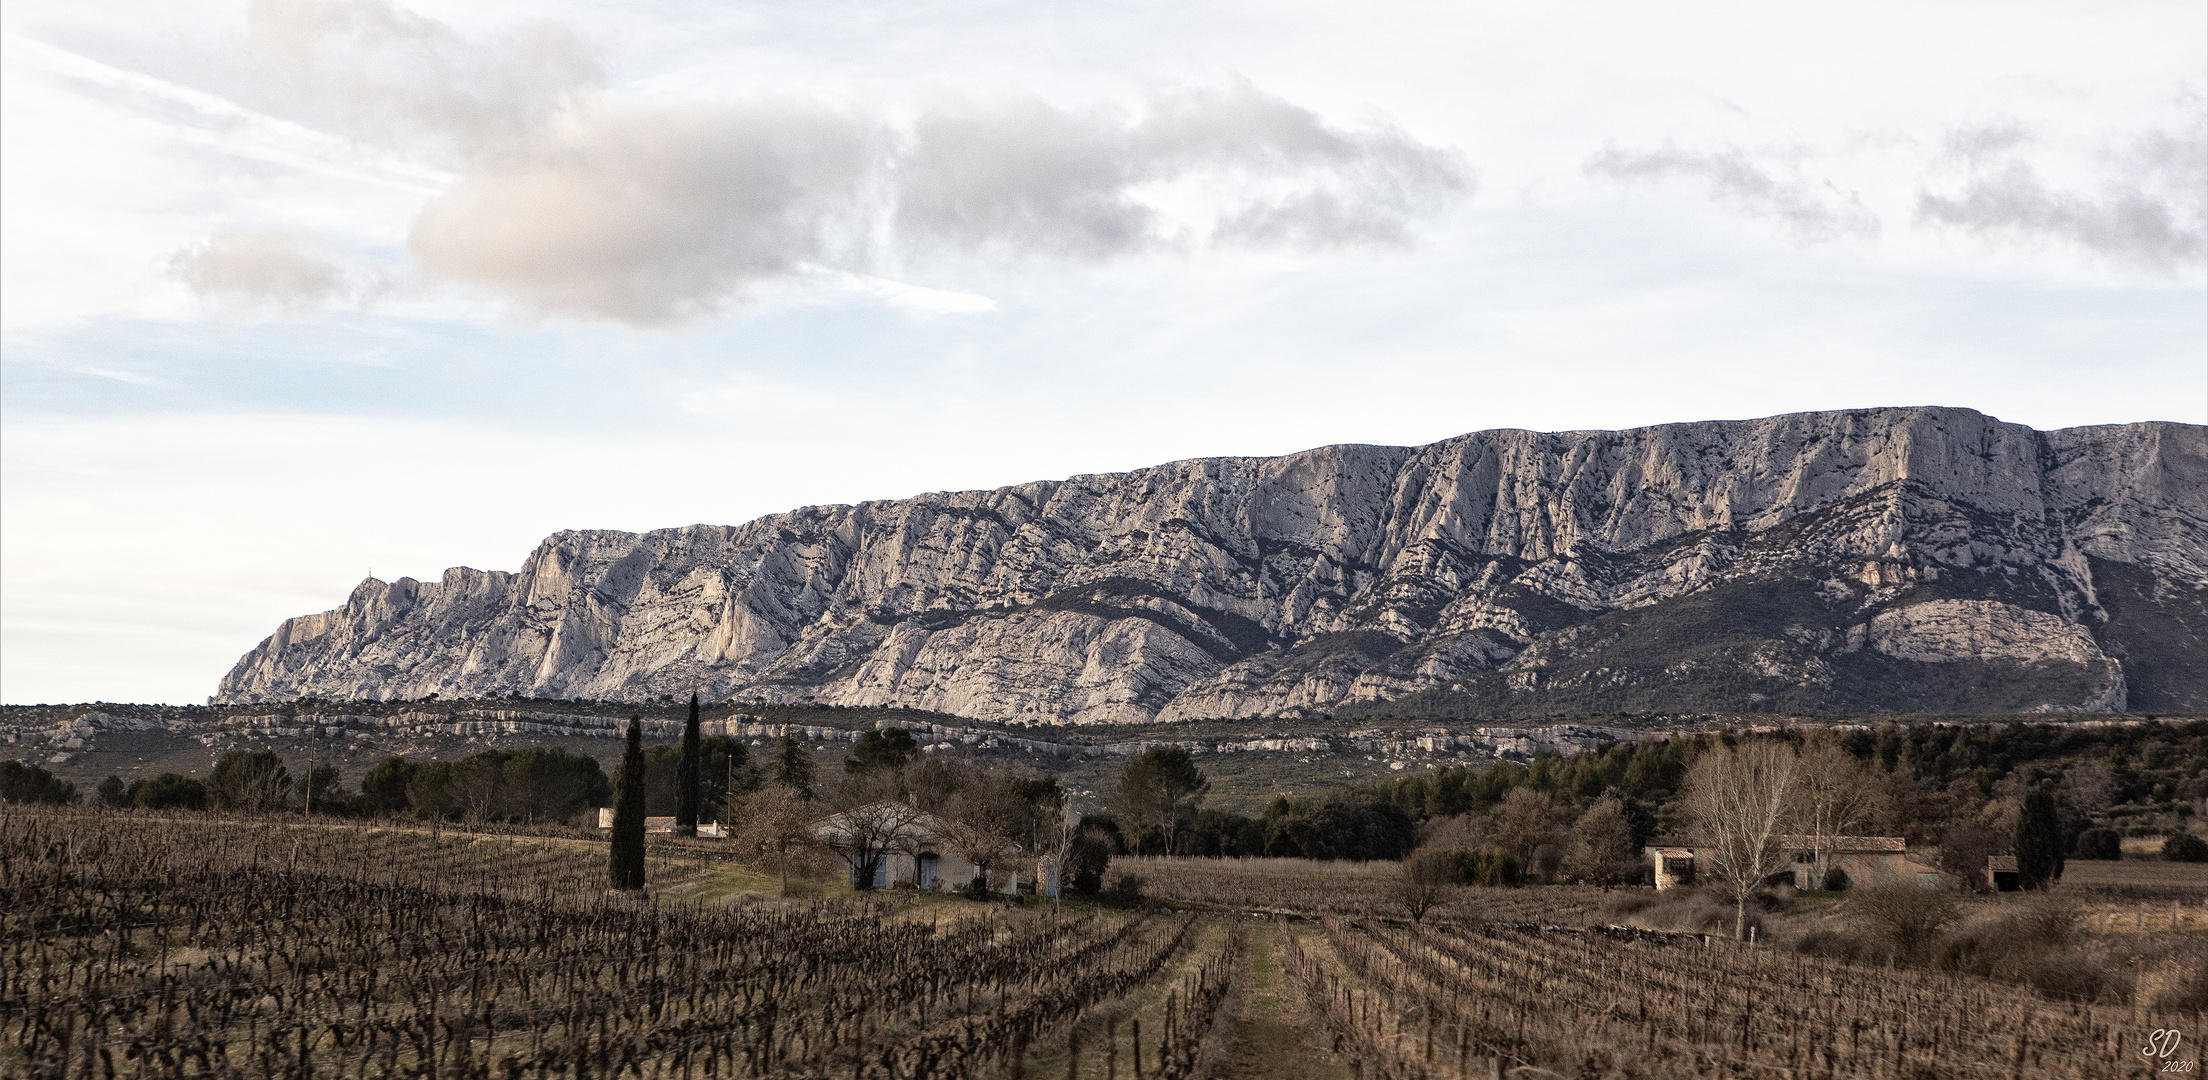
1598, 891, 1655, 918
1849, 884, 1960, 961
1395, 848, 1458, 923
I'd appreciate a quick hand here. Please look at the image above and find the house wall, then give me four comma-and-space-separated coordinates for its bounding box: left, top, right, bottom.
838, 849, 1051, 895
1650, 849, 1694, 891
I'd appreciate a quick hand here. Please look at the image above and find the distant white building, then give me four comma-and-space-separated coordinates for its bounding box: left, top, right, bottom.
595, 809, 728, 837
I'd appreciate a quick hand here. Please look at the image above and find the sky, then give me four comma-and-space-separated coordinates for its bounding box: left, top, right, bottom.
3, 1, 2204, 706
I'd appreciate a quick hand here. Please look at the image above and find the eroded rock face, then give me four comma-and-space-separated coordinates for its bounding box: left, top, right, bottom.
216, 407, 2208, 720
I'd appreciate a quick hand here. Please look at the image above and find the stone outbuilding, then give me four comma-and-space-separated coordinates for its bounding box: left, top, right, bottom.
1645, 835, 1941, 891
1986, 855, 2021, 891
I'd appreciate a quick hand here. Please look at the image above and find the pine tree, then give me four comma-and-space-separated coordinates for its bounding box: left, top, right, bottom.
773, 734, 815, 799
610, 716, 648, 890
2014, 786, 2063, 890
675, 693, 702, 837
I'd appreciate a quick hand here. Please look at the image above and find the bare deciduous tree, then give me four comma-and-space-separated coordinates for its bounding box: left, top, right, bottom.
1039, 802, 1082, 901
1492, 787, 1564, 868
1792, 735, 1873, 887
942, 775, 1031, 895
738, 783, 815, 896
1680, 739, 1801, 940
819, 771, 927, 891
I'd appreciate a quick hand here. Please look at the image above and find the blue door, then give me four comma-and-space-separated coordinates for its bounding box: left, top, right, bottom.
918, 854, 937, 891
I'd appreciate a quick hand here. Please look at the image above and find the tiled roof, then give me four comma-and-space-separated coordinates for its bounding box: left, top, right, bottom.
1987, 855, 2019, 872
1644, 835, 1906, 853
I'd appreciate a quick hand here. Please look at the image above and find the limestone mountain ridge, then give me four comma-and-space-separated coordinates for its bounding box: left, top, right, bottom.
216, 407, 2208, 721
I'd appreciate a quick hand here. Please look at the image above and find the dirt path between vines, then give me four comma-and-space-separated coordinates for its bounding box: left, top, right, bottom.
1218, 922, 1353, 1080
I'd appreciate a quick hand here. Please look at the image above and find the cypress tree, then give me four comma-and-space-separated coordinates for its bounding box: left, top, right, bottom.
2014, 786, 2063, 890
675, 693, 702, 837
610, 716, 648, 890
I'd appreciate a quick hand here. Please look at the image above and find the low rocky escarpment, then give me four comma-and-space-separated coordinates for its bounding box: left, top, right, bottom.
217, 407, 2208, 721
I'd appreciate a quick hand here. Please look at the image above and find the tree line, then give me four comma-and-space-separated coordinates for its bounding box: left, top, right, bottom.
609, 698, 1119, 896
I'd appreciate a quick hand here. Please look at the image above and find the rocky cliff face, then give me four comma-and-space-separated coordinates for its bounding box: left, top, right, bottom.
216, 408, 2208, 721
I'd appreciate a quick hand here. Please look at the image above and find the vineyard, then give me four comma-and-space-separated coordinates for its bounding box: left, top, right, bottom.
1127, 858, 1602, 926
5, 810, 2191, 1078
1268, 913, 2173, 1078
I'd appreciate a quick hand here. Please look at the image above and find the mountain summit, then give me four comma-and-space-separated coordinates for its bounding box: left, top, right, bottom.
218, 407, 2206, 721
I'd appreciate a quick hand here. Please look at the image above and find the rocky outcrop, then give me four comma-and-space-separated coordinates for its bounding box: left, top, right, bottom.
216, 407, 2208, 720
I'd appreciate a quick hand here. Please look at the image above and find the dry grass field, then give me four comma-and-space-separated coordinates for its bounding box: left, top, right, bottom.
2059, 857, 2208, 894
6, 808, 2202, 1079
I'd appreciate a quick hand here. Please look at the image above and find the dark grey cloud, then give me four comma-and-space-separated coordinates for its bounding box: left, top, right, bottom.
1585, 145, 1880, 243
1916, 127, 2205, 273
894, 98, 1153, 260
896, 83, 1471, 258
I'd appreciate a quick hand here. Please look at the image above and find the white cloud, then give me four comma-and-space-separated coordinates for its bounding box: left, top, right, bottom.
243, 0, 601, 158
408, 98, 889, 324
1584, 144, 1881, 243
196, 6, 1476, 323
402, 86, 1468, 323
168, 227, 356, 310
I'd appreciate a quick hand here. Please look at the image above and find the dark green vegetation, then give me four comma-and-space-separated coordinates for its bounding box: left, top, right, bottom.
846, 726, 919, 772
9, 712, 2203, 886
609, 717, 647, 890
0, 759, 75, 804
676, 693, 703, 836
2014, 788, 2064, 889
363, 748, 614, 823
1365, 719, 2208, 874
